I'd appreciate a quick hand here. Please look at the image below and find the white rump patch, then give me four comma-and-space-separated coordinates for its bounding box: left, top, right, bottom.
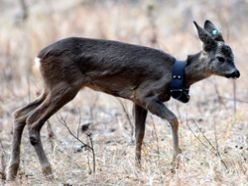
33, 57, 41, 74
34, 57, 41, 65
34, 57, 41, 69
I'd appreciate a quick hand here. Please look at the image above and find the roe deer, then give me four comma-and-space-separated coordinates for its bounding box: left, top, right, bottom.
7, 20, 240, 180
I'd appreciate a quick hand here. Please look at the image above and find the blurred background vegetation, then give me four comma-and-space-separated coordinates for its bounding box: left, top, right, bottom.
0, 0, 248, 185
0, 0, 248, 95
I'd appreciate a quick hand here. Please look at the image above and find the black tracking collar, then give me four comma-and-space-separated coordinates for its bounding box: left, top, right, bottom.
169, 60, 190, 103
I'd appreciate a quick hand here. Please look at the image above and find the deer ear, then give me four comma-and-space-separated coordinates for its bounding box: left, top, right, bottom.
204, 20, 224, 42
193, 21, 217, 51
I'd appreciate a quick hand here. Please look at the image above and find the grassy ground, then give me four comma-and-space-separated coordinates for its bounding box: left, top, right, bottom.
0, 0, 248, 185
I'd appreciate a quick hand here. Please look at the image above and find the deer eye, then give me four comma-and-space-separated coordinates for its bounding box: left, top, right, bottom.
217, 56, 225, 63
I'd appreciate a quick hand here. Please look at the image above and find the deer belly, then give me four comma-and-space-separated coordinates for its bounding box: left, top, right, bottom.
87, 80, 135, 100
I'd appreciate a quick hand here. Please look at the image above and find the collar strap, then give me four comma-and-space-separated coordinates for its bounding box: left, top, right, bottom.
169, 60, 190, 103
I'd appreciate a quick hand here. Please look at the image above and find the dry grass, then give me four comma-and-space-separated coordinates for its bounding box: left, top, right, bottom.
0, 0, 248, 185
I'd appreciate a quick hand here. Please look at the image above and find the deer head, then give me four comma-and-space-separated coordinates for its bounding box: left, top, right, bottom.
191, 20, 240, 80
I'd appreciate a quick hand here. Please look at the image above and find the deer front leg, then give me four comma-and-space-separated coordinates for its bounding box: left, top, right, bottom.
144, 98, 182, 162
133, 104, 147, 167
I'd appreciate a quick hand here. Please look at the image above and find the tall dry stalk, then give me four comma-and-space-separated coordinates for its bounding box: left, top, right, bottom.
0, 138, 6, 180
118, 99, 134, 138
232, 80, 237, 115
146, 0, 158, 47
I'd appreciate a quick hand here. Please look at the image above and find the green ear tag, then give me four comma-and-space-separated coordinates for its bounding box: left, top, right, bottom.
212, 29, 219, 36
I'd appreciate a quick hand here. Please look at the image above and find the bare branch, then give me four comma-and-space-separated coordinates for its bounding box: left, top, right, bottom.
87, 133, 96, 173
19, 0, 28, 21
76, 107, 82, 138
58, 115, 92, 150
58, 115, 96, 173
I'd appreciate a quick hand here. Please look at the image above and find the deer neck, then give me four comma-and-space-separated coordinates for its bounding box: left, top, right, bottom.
184, 52, 211, 87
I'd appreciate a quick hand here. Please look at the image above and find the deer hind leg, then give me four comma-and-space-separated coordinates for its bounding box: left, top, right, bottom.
26, 84, 79, 176
7, 92, 47, 180
133, 104, 147, 167
14, 92, 47, 120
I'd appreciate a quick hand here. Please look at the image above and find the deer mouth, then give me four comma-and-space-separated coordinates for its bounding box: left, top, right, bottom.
225, 70, 240, 79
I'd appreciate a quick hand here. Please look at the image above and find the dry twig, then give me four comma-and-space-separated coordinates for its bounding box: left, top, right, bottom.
58, 115, 96, 173
0, 138, 6, 180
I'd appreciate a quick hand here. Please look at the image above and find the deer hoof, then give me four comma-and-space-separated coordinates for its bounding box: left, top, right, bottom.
171, 153, 181, 171
6, 163, 19, 181
135, 160, 142, 169
177, 148, 182, 154
42, 165, 53, 179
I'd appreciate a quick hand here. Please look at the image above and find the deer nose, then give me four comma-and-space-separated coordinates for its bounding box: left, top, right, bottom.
231, 70, 240, 78
225, 70, 240, 79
